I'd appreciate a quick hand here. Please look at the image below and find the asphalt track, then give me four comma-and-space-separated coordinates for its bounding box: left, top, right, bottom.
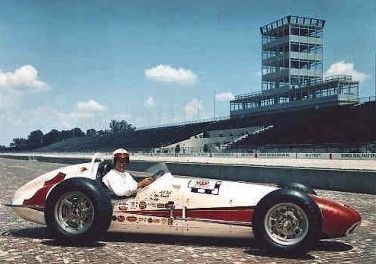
1, 158, 375, 263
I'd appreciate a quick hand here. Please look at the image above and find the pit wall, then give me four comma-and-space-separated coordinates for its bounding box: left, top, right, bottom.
129, 161, 376, 195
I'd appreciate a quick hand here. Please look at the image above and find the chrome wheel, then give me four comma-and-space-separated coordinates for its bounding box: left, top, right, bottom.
54, 191, 94, 235
264, 202, 309, 246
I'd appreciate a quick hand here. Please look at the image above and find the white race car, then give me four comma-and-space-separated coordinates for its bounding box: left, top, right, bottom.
7, 154, 361, 255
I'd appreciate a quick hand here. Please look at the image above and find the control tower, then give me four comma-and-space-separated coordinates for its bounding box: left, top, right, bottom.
230, 16, 359, 118
261, 15, 324, 91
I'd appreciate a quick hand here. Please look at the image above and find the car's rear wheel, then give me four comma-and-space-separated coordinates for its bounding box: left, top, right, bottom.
45, 178, 112, 244
253, 189, 322, 255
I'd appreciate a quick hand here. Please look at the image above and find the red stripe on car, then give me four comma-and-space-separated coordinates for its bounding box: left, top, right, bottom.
23, 172, 66, 211
124, 207, 254, 223
188, 207, 253, 222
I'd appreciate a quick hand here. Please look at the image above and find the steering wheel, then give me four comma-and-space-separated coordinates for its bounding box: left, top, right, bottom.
151, 169, 165, 182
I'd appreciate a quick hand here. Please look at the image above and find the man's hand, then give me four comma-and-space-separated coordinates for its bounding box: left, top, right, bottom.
138, 177, 153, 188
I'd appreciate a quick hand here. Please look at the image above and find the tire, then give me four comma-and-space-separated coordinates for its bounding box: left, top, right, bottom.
45, 178, 113, 244
252, 189, 322, 255
282, 182, 317, 195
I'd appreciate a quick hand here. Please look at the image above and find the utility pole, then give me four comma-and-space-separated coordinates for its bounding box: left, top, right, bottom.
214, 89, 216, 119
374, 52, 376, 147
197, 95, 200, 120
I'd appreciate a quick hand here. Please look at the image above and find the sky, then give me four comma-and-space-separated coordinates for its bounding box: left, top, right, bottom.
0, 0, 375, 146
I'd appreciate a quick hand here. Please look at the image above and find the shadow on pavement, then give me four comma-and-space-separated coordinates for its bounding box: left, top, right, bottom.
102, 232, 254, 248
244, 248, 315, 260
314, 240, 353, 252
3, 227, 353, 255
2, 227, 49, 239
2, 227, 105, 248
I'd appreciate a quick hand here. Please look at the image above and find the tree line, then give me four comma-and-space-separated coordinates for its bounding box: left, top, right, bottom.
0, 119, 135, 151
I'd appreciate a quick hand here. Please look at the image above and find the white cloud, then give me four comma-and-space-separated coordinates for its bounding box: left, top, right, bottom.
184, 98, 203, 119
145, 64, 198, 85
216, 92, 235, 102
75, 99, 107, 113
72, 99, 108, 119
1, 98, 110, 145
325, 61, 369, 82
144, 96, 155, 107
0, 65, 48, 92
26, 100, 108, 126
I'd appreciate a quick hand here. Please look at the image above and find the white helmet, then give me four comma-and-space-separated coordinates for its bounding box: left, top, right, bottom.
113, 148, 129, 165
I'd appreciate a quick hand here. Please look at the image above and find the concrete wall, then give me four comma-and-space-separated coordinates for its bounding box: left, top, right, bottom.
1, 154, 374, 194
162, 162, 375, 195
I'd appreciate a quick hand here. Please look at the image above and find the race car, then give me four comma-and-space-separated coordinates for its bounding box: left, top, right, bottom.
6, 153, 361, 255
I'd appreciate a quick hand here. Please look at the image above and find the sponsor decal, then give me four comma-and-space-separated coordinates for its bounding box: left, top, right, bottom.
258, 153, 291, 158
165, 201, 175, 209
157, 203, 165, 209
304, 153, 322, 158
341, 153, 376, 160
189, 180, 222, 195
126, 216, 137, 222
119, 204, 128, 211
117, 215, 125, 222
148, 218, 153, 223
139, 201, 147, 210
168, 218, 174, 225
196, 179, 210, 187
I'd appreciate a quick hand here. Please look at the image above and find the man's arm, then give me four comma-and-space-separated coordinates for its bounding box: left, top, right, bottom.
137, 177, 153, 188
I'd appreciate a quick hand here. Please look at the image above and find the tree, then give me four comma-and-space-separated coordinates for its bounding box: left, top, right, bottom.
27, 130, 44, 148
60, 130, 72, 140
72, 127, 85, 137
86, 129, 97, 137
109, 119, 135, 135
43, 129, 61, 145
10, 138, 28, 149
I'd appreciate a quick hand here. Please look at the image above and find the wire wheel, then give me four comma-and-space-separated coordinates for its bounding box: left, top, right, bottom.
264, 202, 309, 246
54, 191, 95, 235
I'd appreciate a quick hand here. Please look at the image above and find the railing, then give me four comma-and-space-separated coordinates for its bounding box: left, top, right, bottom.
2, 151, 376, 161
136, 115, 230, 130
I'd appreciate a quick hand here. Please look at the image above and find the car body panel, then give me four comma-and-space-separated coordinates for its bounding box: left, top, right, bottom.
8, 159, 361, 239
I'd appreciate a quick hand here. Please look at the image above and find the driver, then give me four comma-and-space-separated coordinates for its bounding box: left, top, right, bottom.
102, 148, 153, 197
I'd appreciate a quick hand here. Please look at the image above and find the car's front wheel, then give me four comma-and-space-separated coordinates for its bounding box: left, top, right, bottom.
45, 178, 112, 244
252, 189, 322, 255
282, 182, 317, 195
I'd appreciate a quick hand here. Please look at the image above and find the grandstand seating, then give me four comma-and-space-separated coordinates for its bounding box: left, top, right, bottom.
37, 101, 376, 153
228, 102, 376, 152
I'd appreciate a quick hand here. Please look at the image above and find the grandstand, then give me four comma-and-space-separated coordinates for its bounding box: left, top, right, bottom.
37, 99, 375, 153
35, 16, 375, 154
